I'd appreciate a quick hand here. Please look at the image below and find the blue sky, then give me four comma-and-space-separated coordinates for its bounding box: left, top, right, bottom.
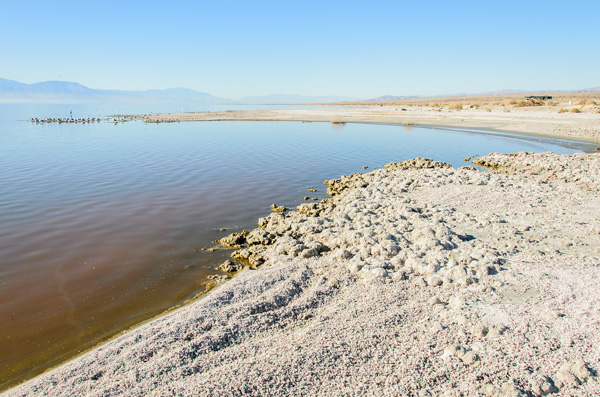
1, 0, 598, 99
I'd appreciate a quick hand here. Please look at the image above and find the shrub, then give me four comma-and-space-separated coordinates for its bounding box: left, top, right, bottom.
449, 103, 463, 110
514, 99, 544, 108
558, 108, 568, 113
570, 108, 581, 113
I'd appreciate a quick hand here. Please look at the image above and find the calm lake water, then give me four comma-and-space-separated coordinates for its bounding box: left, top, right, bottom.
0, 103, 596, 389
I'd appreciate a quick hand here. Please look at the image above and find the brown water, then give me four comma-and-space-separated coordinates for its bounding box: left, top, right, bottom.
0, 104, 596, 390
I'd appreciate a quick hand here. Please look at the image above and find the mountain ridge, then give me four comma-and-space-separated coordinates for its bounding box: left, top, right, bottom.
0, 79, 235, 105
1, 78, 599, 105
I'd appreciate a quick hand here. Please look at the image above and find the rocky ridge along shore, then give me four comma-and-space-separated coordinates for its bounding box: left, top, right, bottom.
7, 153, 600, 396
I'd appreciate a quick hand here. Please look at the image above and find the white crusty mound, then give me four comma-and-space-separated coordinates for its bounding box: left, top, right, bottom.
6, 153, 600, 396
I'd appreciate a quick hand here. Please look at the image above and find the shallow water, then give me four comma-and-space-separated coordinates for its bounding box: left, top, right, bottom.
0, 103, 596, 389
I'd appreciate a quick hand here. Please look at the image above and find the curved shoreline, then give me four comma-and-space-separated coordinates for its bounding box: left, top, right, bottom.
6, 150, 600, 396
132, 105, 600, 144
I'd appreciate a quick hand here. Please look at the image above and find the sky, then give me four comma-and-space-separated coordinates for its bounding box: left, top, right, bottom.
1, 0, 598, 99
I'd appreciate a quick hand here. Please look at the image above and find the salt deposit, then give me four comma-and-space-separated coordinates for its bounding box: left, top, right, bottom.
6, 152, 600, 396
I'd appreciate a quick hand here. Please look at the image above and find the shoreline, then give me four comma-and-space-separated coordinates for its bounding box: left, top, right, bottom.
6, 150, 600, 395
4, 102, 600, 394
131, 103, 600, 144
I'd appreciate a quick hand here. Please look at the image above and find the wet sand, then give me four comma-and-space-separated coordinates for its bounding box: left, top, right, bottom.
5, 104, 600, 396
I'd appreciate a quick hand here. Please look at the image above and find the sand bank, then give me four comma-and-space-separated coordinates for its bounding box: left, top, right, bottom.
136, 102, 600, 144
6, 150, 600, 396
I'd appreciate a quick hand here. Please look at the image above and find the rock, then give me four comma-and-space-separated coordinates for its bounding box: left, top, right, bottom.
246, 228, 275, 246
530, 376, 559, 396
555, 360, 592, 388
270, 204, 287, 213
383, 157, 451, 171
327, 279, 340, 289
487, 324, 508, 338
299, 248, 319, 258
426, 275, 443, 287
218, 230, 248, 247
231, 245, 268, 267
297, 199, 335, 217
471, 323, 489, 339
570, 360, 592, 382
218, 260, 240, 273
412, 276, 427, 287
207, 274, 229, 281
323, 173, 370, 196
460, 350, 479, 365
429, 321, 445, 334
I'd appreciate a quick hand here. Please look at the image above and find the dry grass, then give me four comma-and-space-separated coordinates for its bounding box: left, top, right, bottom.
558, 108, 569, 113
341, 92, 599, 109
577, 99, 597, 106
570, 108, 581, 113
513, 99, 544, 108
448, 103, 464, 110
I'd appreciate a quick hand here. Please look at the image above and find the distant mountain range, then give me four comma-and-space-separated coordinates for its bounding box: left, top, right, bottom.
0, 79, 236, 105
1, 78, 598, 105
0, 78, 360, 105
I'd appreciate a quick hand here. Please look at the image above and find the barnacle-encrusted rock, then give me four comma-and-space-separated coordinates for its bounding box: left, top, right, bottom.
258, 212, 292, 234
231, 245, 268, 267
218, 230, 248, 247
218, 260, 242, 273
323, 173, 369, 196
270, 204, 287, 213
297, 199, 335, 217
383, 157, 451, 171
246, 228, 275, 246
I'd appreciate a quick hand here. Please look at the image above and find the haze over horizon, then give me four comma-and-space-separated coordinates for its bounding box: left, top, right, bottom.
1, 0, 598, 99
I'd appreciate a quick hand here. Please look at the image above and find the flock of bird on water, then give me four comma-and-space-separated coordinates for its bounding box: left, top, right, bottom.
30, 117, 103, 124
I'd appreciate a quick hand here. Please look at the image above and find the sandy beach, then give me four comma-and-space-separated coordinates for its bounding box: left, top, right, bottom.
5, 100, 600, 396
137, 94, 600, 143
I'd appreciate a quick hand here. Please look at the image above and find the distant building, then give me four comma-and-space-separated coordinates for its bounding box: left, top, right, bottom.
525, 95, 552, 101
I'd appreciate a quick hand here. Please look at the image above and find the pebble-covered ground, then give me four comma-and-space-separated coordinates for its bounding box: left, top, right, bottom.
6, 153, 600, 396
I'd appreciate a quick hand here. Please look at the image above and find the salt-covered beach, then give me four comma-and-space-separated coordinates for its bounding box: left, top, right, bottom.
5, 104, 600, 396
136, 96, 600, 143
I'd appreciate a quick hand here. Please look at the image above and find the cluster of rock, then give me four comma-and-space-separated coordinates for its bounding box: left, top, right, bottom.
216, 158, 504, 288
209, 153, 599, 395
473, 151, 600, 191
383, 157, 452, 171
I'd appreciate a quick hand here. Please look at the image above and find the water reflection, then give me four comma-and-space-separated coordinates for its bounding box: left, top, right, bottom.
331, 121, 346, 130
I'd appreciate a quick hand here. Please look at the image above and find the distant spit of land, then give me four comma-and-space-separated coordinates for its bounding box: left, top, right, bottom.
133, 92, 600, 143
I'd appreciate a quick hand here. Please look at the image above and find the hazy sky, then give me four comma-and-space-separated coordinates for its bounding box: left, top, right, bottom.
1, 0, 598, 99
